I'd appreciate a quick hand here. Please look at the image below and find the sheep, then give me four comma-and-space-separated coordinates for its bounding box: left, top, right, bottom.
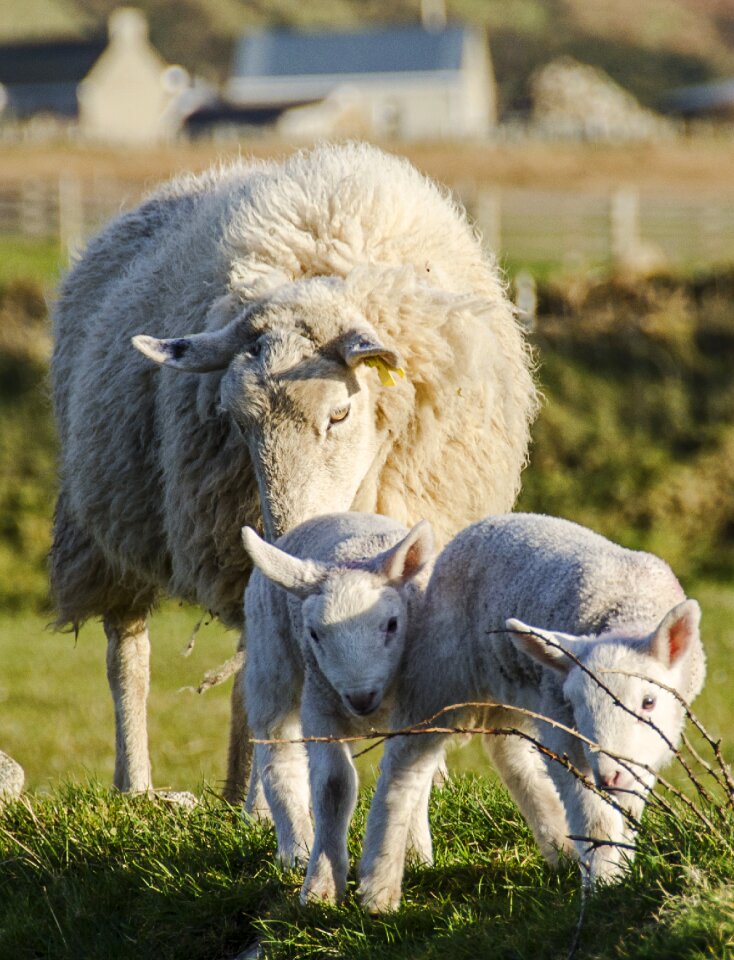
240, 511, 435, 904
50, 141, 538, 799
357, 513, 706, 912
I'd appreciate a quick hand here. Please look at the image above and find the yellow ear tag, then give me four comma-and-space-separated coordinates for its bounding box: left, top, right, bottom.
363, 357, 406, 387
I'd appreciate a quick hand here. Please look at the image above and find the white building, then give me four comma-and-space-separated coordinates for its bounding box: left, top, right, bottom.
226, 23, 496, 141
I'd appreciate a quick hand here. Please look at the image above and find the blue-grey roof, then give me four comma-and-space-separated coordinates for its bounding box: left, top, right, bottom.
663, 79, 734, 116
232, 24, 467, 79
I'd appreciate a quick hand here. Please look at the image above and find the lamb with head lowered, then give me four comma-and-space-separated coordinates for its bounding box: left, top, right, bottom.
241, 511, 435, 904
358, 512, 706, 912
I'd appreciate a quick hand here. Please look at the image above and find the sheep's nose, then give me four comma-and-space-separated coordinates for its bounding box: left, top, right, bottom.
347, 690, 378, 716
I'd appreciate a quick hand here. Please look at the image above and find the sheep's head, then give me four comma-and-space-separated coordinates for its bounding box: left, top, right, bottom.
242, 521, 433, 717
132, 278, 411, 540
507, 600, 705, 806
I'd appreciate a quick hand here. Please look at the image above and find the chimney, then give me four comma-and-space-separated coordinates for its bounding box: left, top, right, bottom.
421, 0, 447, 31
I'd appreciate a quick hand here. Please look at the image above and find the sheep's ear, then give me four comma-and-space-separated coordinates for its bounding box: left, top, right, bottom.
241, 527, 327, 598
132, 299, 254, 373
649, 599, 701, 668
337, 329, 404, 372
132, 329, 239, 373
375, 521, 434, 584
506, 618, 580, 675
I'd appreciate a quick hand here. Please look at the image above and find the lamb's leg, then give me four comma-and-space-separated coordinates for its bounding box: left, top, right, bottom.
300, 731, 358, 904
359, 734, 446, 913
483, 728, 575, 867
223, 627, 250, 804
559, 774, 641, 885
104, 614, 152, 793
405, 760, 436, 866
254, 717, 313, 867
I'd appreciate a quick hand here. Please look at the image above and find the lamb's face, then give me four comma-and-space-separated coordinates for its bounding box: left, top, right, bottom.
507, 599, 703, 812
564, 643, 683, 802
301, 572, 408, 718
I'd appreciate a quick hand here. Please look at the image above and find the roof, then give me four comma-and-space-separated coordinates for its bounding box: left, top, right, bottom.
232, 24, 467, 80
0, 39, 105, 86
0, 39, 105, 118
663, 79, 734, 116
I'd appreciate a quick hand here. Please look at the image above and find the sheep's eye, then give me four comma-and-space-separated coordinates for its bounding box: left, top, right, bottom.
386, 617, 398, 634
248, 340, 262, 358
328, 406, 350, 426
641, 695, 656, 712
309, 628, 320, 644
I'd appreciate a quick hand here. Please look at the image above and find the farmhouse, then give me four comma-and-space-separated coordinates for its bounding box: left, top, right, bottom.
225, 22, 496, 140
0, 7, 194, 145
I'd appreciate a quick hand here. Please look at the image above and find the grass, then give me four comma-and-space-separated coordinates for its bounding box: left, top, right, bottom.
0, 775, 732, 960
1, 605, 238, 793
0, 236, 64, 289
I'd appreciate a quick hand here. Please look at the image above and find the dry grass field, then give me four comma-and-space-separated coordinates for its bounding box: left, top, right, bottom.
3, 137, 734, 192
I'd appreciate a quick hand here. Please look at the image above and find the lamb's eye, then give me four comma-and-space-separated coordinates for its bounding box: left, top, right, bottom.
309, 628, 320, 644
641, 694, 656, 712
328, 405, 350, 426
248, 340, 262, 358
386, 617, 398, 634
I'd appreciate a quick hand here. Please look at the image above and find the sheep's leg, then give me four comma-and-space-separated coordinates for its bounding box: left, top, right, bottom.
254, 716, 313, 867
300, 729, 358, 905
104, 614, 152, 793
223, 627, 251, 804
359, 734, 446, 913
483, 728, 574, 867
244, 752, 271, 820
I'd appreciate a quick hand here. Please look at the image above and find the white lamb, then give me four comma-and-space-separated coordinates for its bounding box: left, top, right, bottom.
240, 512, 435, 903
358, 512, 706, 911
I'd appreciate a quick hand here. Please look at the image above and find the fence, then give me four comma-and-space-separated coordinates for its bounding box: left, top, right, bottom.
2, 175, 734, 270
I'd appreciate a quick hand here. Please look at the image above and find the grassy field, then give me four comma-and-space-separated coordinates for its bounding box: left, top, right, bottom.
1, 775, 732, 959
2, 201, 734, 956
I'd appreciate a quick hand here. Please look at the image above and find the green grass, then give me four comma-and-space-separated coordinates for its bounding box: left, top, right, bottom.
0, 236, 63, 290
1, 605, 238, 793
0, 775, 732, 960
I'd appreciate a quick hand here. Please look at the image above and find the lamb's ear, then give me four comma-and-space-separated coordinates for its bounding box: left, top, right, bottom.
337, 328, 404, 372
376, 521, 434, 584
506, 618, 580, 675
648, 599, 702, 668
241, 527, 327, 598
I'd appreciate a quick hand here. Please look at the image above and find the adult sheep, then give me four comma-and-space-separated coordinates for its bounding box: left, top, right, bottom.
50, 141, 538, 799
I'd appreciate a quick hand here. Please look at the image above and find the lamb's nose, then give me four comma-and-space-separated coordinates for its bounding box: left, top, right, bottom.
600, 769, 622, 789
347, 690, 378, 715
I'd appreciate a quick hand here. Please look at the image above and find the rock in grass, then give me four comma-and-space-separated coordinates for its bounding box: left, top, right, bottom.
0, 750, 24, 805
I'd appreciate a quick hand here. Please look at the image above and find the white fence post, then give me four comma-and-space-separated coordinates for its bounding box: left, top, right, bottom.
610, 186, 641, 266
58, 174, 84, 262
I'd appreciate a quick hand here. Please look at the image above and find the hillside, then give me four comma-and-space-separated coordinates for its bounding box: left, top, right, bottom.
1, 0, 733, 110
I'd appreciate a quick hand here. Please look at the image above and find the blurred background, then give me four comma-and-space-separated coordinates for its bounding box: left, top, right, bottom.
1, 0, 733, 794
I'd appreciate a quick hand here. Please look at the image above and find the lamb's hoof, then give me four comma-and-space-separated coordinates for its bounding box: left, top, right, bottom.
300, 871, 342, 905
358, 881, 402, 914
0, 751, 24, 806
154, 790, 199, 810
